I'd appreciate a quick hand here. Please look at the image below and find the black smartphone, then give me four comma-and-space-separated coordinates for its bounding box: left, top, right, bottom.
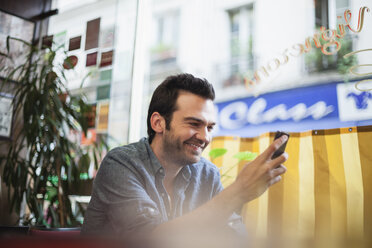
271, 131, 290, 159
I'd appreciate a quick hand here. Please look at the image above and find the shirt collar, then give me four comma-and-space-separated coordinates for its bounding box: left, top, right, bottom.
180, 165, 191, 181
142, 137, 164, 175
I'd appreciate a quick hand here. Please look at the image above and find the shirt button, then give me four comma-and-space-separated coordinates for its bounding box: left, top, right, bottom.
167, 213, 171, 217
161, 193, 166, 197
148, 208, 155, 214
159, 169, 164, 173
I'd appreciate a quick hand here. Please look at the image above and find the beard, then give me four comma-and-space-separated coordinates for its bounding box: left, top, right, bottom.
162, 130, 206, 166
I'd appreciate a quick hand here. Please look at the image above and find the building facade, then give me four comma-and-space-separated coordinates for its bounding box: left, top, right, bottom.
48, 0, 372, 144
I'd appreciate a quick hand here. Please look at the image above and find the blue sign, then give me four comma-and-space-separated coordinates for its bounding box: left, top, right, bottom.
214, 81, 372, 137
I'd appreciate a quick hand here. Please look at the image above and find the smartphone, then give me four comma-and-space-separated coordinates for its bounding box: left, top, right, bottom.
271, 131, 290, 159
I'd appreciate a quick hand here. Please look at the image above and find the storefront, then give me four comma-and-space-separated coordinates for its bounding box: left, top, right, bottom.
215, 79, 372, 137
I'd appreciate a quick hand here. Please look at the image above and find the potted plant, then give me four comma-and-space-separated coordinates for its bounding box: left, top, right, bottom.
0, 37, 107, 228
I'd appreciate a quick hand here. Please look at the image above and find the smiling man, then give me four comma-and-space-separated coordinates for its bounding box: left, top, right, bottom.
82, 74, 288, 245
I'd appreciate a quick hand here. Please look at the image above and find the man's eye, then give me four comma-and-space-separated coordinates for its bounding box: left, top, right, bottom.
207, 126, 214, 132
190, 123, 199, 127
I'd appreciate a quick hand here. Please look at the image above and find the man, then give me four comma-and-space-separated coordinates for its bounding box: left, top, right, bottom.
82, 74, 287, 244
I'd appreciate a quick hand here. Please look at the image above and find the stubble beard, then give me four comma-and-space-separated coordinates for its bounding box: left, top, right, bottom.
162, 131, 201, 166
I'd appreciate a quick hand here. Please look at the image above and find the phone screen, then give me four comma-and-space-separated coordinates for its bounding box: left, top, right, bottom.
271, 131, 290, 159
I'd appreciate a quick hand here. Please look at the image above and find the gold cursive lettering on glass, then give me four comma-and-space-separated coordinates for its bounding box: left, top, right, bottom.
244, 6, 371, 91
343, 48, 372, 92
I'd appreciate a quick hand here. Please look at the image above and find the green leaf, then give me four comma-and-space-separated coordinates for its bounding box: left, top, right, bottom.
92, 150, 99, 170
78, 153, 91, 173
46, 186, 57, 201
233, 151, 257, 162
48, 205, 59, 228
48, 175, 59, 186
6, 36, 10, 53
8, 36, 32, 47
209, 148, 228, 160
0, 51, 9, 58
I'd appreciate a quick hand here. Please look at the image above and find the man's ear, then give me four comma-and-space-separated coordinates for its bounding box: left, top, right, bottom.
150, 112, 166, 134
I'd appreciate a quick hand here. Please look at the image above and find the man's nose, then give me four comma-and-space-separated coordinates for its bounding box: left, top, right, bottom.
196, 127, 210, 144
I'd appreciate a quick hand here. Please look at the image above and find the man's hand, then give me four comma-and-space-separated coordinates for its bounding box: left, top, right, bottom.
232, 135, 288, 204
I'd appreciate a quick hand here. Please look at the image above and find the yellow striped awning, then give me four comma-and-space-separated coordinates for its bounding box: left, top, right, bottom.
204, 126, 372, 241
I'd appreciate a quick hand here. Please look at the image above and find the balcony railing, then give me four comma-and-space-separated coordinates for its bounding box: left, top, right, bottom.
214, 56, 255, 88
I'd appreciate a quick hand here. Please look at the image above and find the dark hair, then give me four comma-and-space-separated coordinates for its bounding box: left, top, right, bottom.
147, 73, 215, 143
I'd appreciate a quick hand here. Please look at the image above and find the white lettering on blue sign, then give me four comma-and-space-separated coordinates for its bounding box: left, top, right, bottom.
219, 98, 334, 130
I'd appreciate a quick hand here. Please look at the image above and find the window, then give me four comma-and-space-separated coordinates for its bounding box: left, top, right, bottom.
150, 11, 179, 66
224, 5, 254, 87
315, 0, 349, 28
306, 0, 352, 73
315, 0, 329, 28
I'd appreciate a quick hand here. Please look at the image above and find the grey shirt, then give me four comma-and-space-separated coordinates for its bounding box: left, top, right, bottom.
82, 138, 244, 237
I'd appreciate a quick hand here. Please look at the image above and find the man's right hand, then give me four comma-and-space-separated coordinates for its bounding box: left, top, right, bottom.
232, 135, 288, 205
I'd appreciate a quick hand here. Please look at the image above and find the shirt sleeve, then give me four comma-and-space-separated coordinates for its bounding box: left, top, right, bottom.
82, 149, 162, 236
211, 165, 248, 238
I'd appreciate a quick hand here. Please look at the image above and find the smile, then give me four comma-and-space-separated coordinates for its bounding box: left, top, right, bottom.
185, 143, 203, 150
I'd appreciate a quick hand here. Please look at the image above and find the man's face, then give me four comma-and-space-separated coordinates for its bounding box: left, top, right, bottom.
162, 91, 216, 166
